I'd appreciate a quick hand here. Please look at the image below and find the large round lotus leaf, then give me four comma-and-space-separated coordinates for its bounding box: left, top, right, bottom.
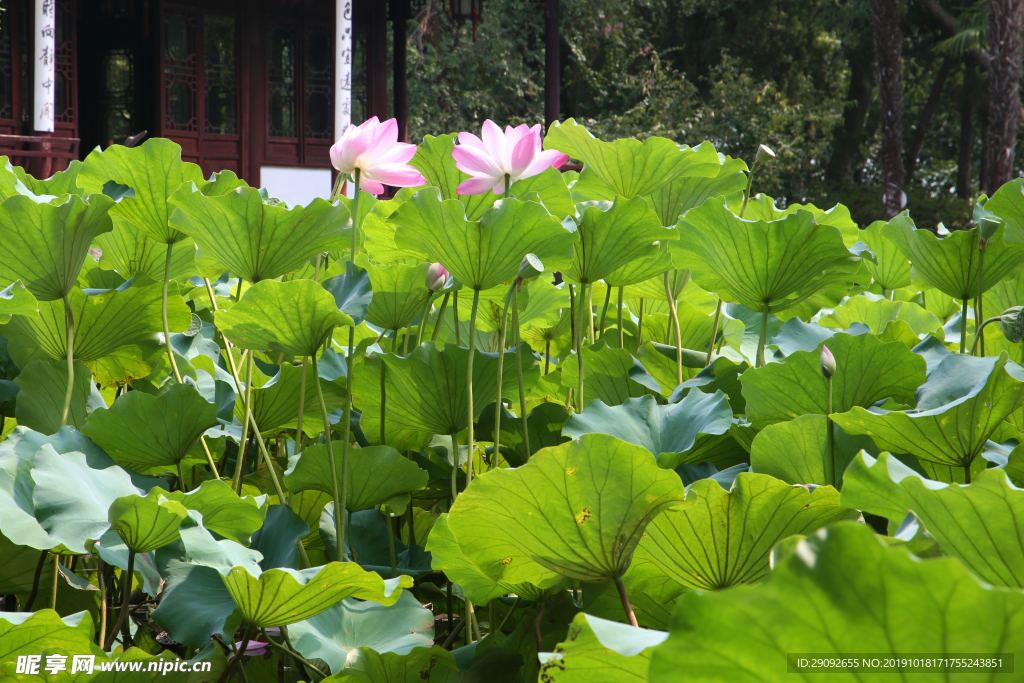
859, 219, 912, 290
233, 361, 346, 438
108, 488, 189, 553
362, 260, 432, 331
562, 392, 732, 469
322, 261, 373, 327
647, 522, 1024, 683
740, 332, 926, 426
4, 156, 84, 199
832, 354, 1024, 471
602, 241, 674, 289
2, 279, 192, 385
817, 296, 940, 337
544, 118, 720, 199
13, 360, 96, 435
169, 185, 349, 282
338, 646, 461, 683
408, 133, 496, 220
447, 433, 692, 586
984, 177, 1024, 243
635, 473, 855, 591
645, 155, 748, 226
749, 414, 877, 487
284, 443, 428, 512
0, 193, 113, 301
737, 194, 862, 248
163, 479, 268, 546
559, 340, 661, 408
94, 222, 198, 283
82, 382, 219, 473
0, 280, 40, 323
289, 591, 435, 674
218, 563, 412, 628
78, 138, 205, 244
215, 279, 353, 357
675, 200, 857, 313
843, 451, 1024, 588
0, 610, 104, 668
390, 188, 577, 291
539, 612, 668, 683
882, 213, 1024, 300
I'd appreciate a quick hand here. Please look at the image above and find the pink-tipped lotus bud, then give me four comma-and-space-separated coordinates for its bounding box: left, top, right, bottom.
426, 263, 450, 292
756, 144, 776, 164
820, 345, 836, 379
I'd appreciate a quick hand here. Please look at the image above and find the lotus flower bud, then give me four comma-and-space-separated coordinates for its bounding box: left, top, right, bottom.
1001, 306, 1024, 343
425, 263, 450, 292
979, 216, 1001, 240
755, 144, 776, 164
518, 253, 544, 281
820, 345, 836, 379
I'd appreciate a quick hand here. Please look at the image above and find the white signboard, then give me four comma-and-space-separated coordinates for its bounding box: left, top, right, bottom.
34, 0, 56, 132
335, 0, 352, 135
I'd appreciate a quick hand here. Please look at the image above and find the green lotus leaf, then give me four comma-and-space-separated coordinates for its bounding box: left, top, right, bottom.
169, 184, 350, 282
0, 610, 103, 665
6, 157, 84, 199
749, 414, 877, 486
563, 196, 675, 285
289, 592, 435, 674
539, 612, 668, 683
82, 382, 218, 473
560, 340, 660, 408
544, 118, 720, 198
635, 473, 855, 591
363, 260, 432, 331
740, 332, 926, 426
391, 188, 576, 290
0, 533, 55, 593
509, 165, 575, 220
1, 279, 191, 384
883, 213, 1024, 300
645, 155, 749, 226
352, 344, 533, 451
818, 296, 940, 337
603, 242, 674, 289
108, 488, 189, 553
248, 504, 309, 571
215, 279, 353, 356
647, 522, 1024, 683
447, 433, 692, 585
0, 193, 113, 301
89, 528, 164, 596
234, 361, 347, 437
831, 353, 1024, 473
94, 221, 198, 282
319, 506, 435, 578
979, 177, 1024, 244
518, 277, 569, 333
217, 562, 412, 628
676, 200, 857, 313
562, 392, 732, 468
335, 646, 462, 683
13, 360, 96, 434
284, 443, 428, 511
738, 195, 862, 248
674, 355, 748, 413
0, 280, 40, 323
164, 479, 268, 546
842, 451, 1024, 588
408, 132, 497, 220
859, 219, 911, 290
78, 138, 205, 244
477, 401, 570, 464
323, 261, 373, 327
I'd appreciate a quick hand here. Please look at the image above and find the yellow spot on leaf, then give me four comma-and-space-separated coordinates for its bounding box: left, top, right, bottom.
575, 507, 592, 525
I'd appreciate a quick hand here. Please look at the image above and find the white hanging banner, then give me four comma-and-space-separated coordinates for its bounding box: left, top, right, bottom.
34, 0, 56, 132
334, 0, 352, 136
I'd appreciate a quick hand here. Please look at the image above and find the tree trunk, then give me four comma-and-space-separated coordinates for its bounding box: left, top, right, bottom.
826, 58, 874, 186
871, 0, 905, 219
983, 0, 1023, 195
905, 60, 951, 182
957, 64, 977, 199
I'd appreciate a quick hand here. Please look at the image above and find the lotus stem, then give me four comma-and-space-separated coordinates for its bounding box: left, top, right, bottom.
617, 287, 625, 348
504, 174, 511, 199
824, 375, 835, 488
637, 298, 644, 344
431, 292, 450, 343
162, 243, 184, 385
312, 354, 346, 563
533, 602, 546, 652
25, 549, 47, 611
587, 283, 596, 343
568, 283, 576, 353
511, 285, 531, 458
466, 289, 481, 482
598, 284, 612, 339
496, 596, 521, 633
491, 283, 517, 470
614, 575, 639, 627
976, 242, 987, 356
450, 431, 459, 506
384, 506, 397, 578
665, 272, 683, 385
756, 301, 770, 368
260, 627, 327, 680
965, 463, 971, 484
110, 550, 135, 649
706, 299, 723, 366
739, 159, 759, 219
234, 353, 254, 494
416, 295, 433, 347
50, 552, 59, 610
351, 169, 361, 260
453, 292, 462, 345
347, 510, 356, 563
217, 625, 252, 683
97, 558, 107, 648
380, 352, 387, 445
177, 462, 189, 492
60, 294, 75, 427
959, 299, 969, 354
313, 253, 322, 282
442, 617, 465, 650
576, 282, 588, 412
545, 339, 551, 375
402, 327, 410, 356
338, 324, 356, 560
295, 357, 308, 454
971, 317, 1004, 356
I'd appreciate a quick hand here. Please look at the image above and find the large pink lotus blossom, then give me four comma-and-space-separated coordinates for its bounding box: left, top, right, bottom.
452, 120, 569, 195
330, 117, 425, 196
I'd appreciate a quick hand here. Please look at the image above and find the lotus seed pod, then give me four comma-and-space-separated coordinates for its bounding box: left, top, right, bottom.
756, 144, 776, 164
1001, 306, 1024, 343
978, 217, 1001, 240
518, 253, 544, 280
425, 263, 450, 292
820, 345, 836, 379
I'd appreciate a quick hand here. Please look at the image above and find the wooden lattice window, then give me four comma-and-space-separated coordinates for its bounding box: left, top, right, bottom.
266, 17, 333, 142
163, 11, 198, 132
54, 0, 74, 124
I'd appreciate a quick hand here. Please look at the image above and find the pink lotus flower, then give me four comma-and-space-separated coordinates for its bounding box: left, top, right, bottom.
452, 120, 569, 195
330, 117, 425, 196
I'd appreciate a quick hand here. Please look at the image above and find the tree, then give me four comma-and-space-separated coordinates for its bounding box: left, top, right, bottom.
983, 0, 1023, 194
872, 0, 905, 219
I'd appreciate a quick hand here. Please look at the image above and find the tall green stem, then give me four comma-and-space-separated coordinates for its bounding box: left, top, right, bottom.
453, 292, 462, 345
384, 507, 397, 578
511, 286, 530, 458
450, 431, 459, 505
598, 283, 612, 339
465, 290, 481, 483
50, 552, 59, 610
587, 283, 596, 343
504, 174, 511, 199
824, 376, 835, 488
960, 299, 969, 354
312, 355, 346, 561
576, 282, 588, 412
431, 292, 450, 343
295, 357, 308, 454
706, 299, 723, 366
234, 353, 254, 494
350, 169, 361, 260
975, 244, 987, 356
616, 287, 625, 348
665, 272, 683, 385
738, 161, 759, 218
162, 243, 184, 384
637, 298, 644, 344
491, 284, 516, 470
756, 301, 770, 368
60, 294, 75, 427
110, 550, 135, 648
415, 295, 433, 346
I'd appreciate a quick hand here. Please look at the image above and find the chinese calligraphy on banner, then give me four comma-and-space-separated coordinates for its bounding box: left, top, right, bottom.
34, 0, 56, 132
334, 0, 352, 135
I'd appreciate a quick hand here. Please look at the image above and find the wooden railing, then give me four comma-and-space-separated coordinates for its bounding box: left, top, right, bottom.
0, 134, 81, 179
